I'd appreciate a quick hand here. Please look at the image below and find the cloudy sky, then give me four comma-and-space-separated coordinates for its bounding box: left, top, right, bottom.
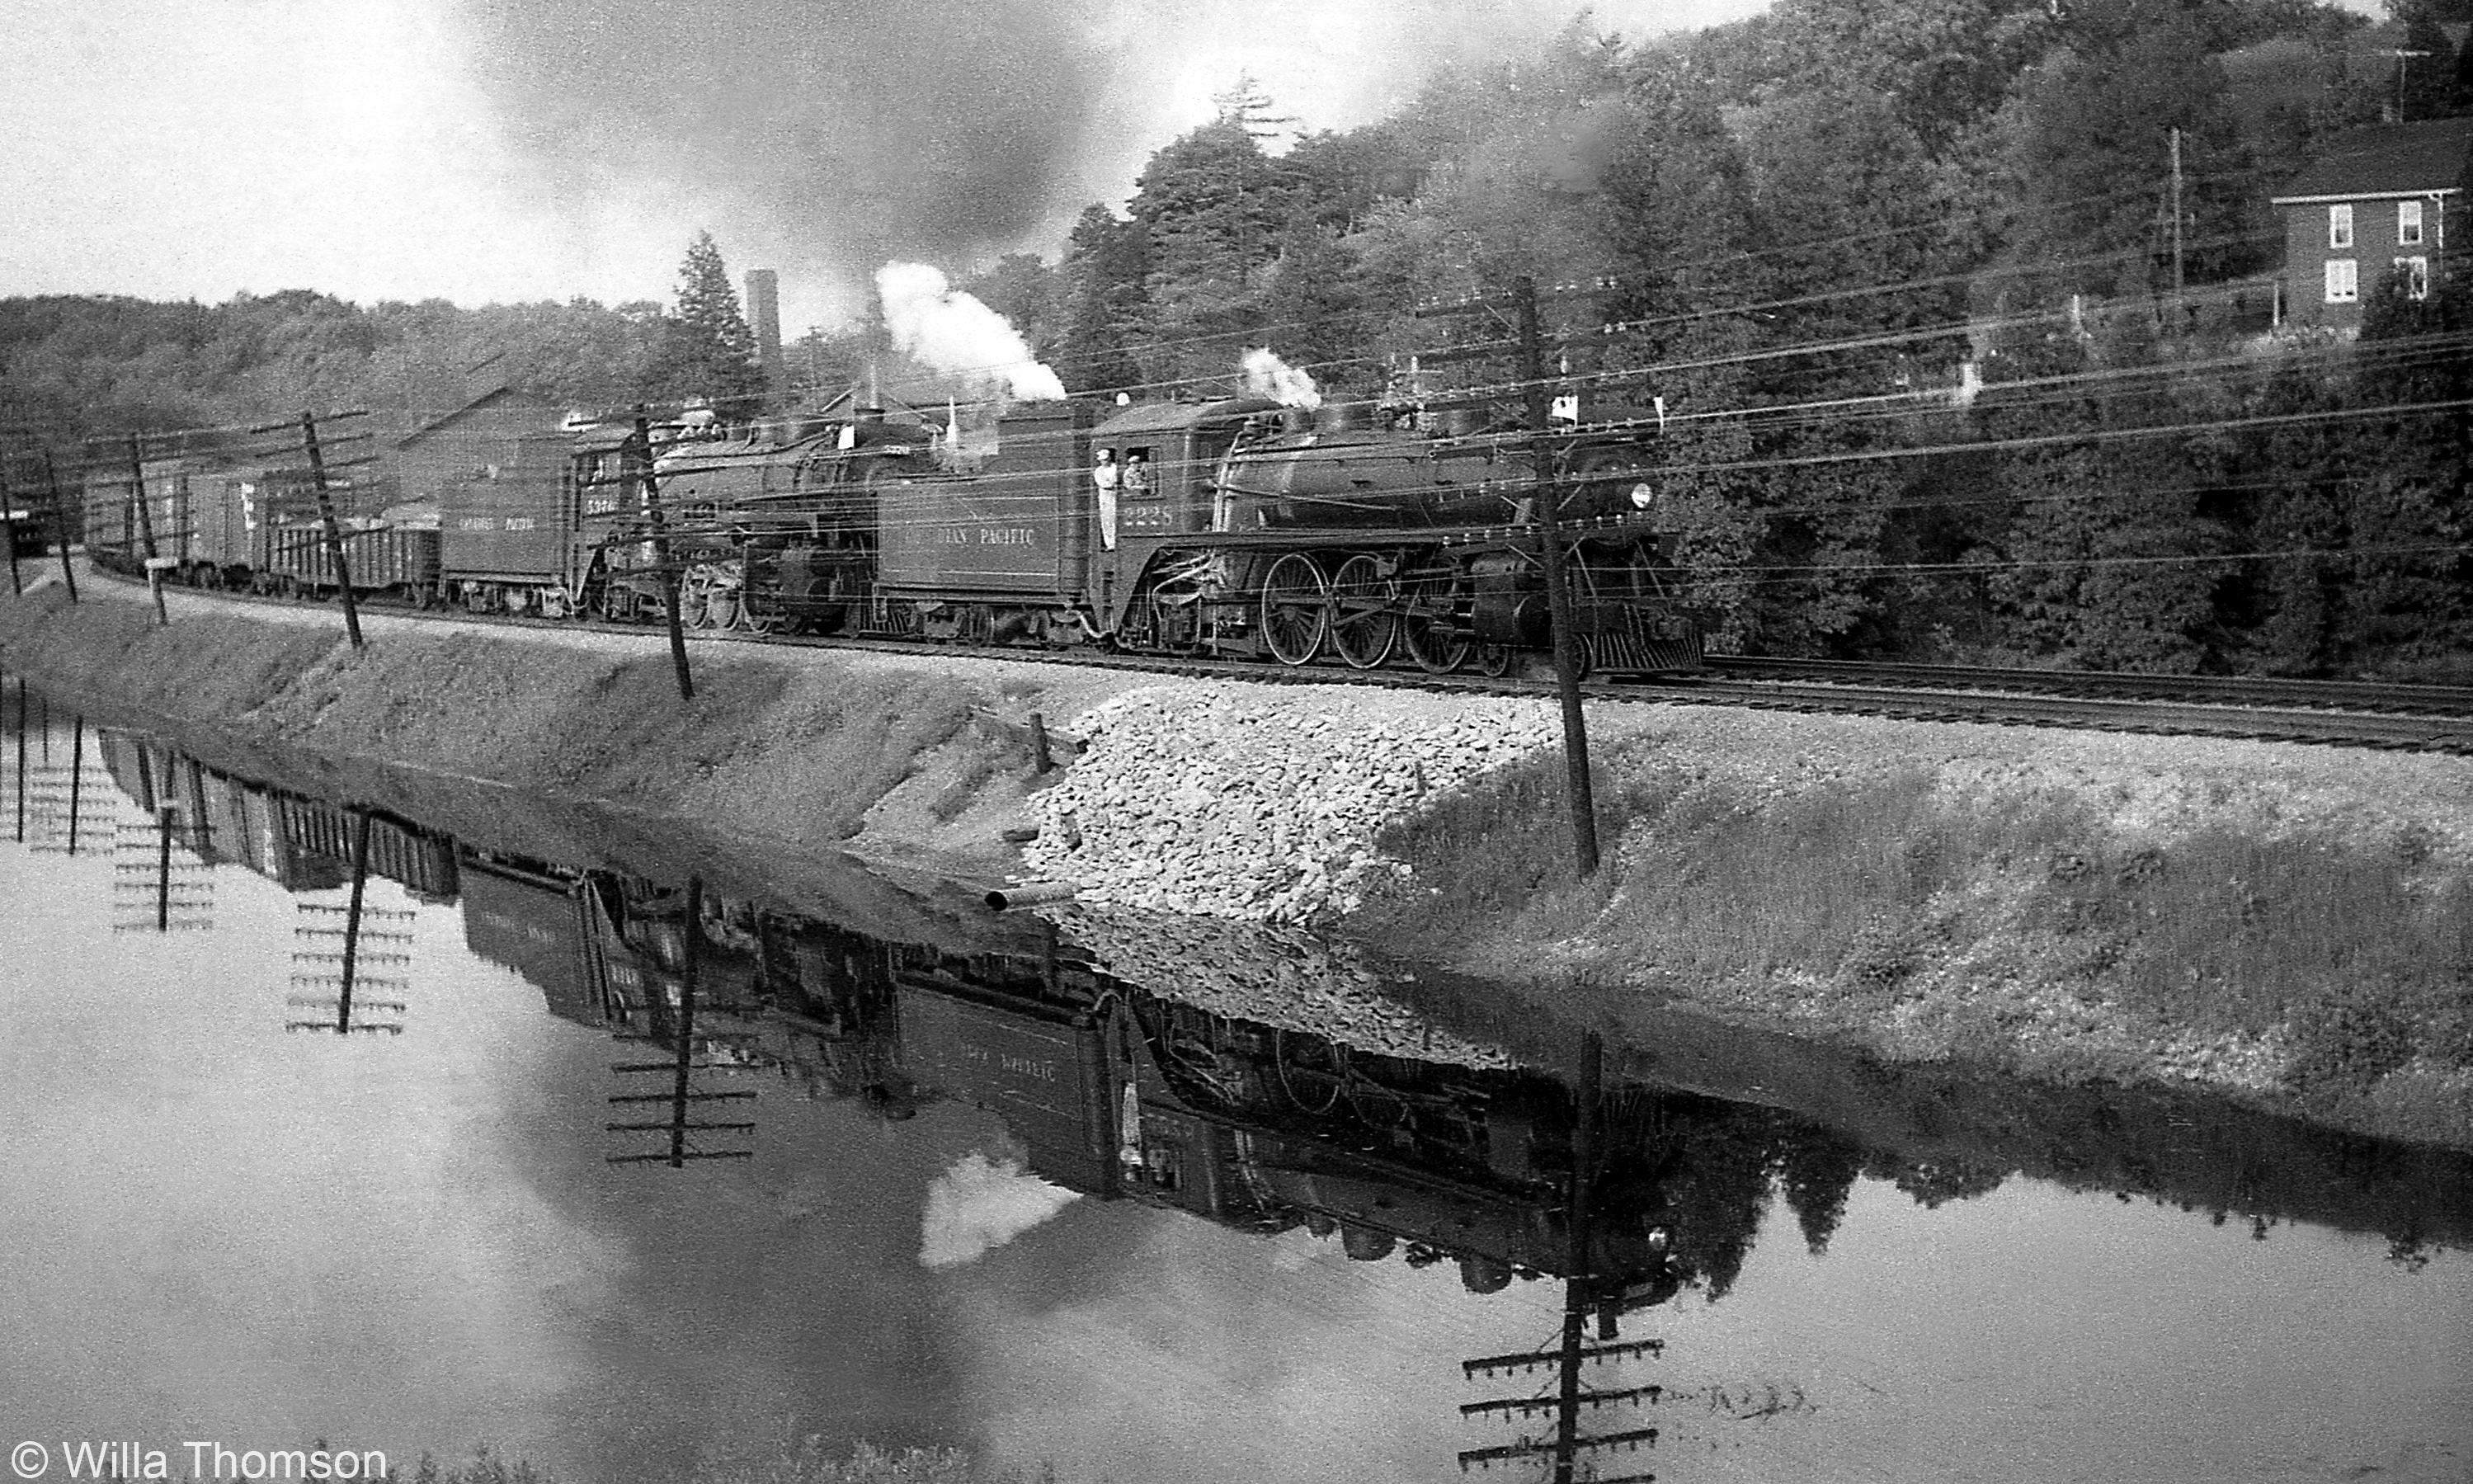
1, 0, 1772, 332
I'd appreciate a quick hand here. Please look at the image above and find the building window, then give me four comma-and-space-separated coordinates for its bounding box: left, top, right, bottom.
2329, 204, 2354, 249
2325, 257, 2358, 303
2399, 200, 2424, 246
2395, 256, 2429, 300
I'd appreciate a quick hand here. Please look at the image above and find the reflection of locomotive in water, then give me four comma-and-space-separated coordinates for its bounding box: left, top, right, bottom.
78, 392, 1701, 676
553, 869, 1745, 1307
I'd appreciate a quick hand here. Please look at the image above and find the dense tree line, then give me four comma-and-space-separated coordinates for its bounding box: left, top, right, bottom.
0, 234, 765, 447
5, 0, 2467, 676
936, 0, 2470, 677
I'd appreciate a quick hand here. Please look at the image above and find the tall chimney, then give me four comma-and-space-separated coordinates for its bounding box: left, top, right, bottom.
744, 268, 785, 400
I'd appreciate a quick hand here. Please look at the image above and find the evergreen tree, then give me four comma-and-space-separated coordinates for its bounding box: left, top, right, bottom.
652, 231, 766, 414
1052, 206, 1149, 394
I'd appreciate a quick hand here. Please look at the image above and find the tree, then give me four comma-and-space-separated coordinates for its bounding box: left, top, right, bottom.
2001, 2, 2262, 297
651, 232, 766, 414
1052, 206, 1149, 394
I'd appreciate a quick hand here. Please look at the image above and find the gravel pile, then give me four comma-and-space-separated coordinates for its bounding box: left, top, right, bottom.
1019, 683, 1557, 924
1053, 903, 1519, 1071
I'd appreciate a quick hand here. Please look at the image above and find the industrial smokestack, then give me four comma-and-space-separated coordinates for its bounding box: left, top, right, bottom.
744, 268, 785, 400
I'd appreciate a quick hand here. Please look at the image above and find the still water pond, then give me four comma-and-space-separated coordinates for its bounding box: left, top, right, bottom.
1, 694, 2468, 1484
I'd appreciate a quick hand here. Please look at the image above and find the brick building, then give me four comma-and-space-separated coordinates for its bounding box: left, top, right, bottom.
2271, 116, 2472, 332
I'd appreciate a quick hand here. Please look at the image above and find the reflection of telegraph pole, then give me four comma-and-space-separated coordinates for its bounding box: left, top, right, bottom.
608, 875, 755, 1167
26, 715, 107, 855
114, 808, 213, 933
1460, 1034, 1659, 1482
290, 810, 412, 1034
12, 676, 24, 843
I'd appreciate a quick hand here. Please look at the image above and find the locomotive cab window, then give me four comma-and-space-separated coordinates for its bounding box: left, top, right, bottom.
1119, 446, 1161, 497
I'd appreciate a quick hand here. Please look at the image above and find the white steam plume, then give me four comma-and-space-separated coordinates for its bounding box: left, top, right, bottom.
920, 1152, 1080, 1270
1241, 348, 1323, 410
876, 261, 1067, 401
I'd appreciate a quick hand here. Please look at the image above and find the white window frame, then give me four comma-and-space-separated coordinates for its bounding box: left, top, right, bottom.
2325, 257, 2358, 303
2399, 200, 2424, 246
2329, 204, 2354, 249
2395, 256, 2429, 301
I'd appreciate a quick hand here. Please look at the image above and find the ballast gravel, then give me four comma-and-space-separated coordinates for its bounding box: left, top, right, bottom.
1018, 682, 1557, 924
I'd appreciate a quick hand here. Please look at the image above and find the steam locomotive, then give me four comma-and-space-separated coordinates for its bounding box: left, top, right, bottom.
78, 393, 1702, 676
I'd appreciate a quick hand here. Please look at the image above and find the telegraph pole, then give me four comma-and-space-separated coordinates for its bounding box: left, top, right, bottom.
3, 471, 20, 597
1515, 276, 1601, 878
123, 436, 169, 627
635, 412, 695, 702
301, 412, 364, 648
2168, 128, 2185, 327
40, 448, 78, 603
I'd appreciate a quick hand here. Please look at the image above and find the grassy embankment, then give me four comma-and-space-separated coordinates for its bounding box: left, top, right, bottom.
0, 587, 1046, 860
1364, 732, 2473, 1147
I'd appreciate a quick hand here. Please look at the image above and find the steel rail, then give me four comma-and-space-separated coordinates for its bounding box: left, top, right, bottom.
69, 564, 2473, 754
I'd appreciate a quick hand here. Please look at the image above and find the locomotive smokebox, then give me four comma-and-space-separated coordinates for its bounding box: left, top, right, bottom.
1314, 402, 1374, 434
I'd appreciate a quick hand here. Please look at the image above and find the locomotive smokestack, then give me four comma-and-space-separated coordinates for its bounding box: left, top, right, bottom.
744, 268, 786, 401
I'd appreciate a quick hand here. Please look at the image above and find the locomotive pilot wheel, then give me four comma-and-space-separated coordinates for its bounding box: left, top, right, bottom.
1327, 554, 1397, 670
1260, 553, 1330, 667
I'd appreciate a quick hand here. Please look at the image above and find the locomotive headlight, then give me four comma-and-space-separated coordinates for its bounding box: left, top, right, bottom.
1627, 482, 1656, 510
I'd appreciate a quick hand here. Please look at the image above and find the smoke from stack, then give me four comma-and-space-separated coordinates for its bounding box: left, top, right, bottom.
1241, 347, 1323, 409
445, 0, 1664, 321
878, 261, 1067, 402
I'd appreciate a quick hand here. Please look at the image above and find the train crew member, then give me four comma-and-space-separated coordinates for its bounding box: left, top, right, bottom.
1122, 449, 1155, 500
1092, 446, 1120, 550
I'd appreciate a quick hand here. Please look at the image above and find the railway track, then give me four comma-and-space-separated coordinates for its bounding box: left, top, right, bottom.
69, 565, 2473, 755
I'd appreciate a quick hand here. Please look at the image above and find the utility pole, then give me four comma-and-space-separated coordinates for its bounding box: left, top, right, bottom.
2, 464, 20, 597
123, 436, 169, 627
301, 411, 363, 648
2391, 49, 2433, 122
634, 412, 695, 702
40, 447, 78, 603
1515, 276, 1601, 878
2169, 128, 2185, 328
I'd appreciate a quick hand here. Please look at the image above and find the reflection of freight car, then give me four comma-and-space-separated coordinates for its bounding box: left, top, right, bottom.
91, 730, 463, 899
276, 797, 459, 902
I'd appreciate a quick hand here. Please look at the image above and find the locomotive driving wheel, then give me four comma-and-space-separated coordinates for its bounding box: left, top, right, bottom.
1259, 553, 1329, 667
1397, 564, 1473, 673
1326, 554, 1397, 670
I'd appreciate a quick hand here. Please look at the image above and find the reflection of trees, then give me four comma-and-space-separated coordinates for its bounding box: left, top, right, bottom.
1774, 1127, 1866, 1256
1873, 1152, 2009, 1211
